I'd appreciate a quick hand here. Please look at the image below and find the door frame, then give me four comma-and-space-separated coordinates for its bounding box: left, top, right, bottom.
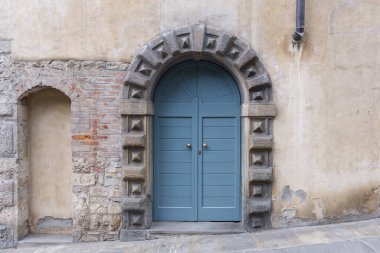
120, 25, 276, 239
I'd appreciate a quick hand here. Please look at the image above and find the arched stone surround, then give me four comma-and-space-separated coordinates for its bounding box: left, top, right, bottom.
120, 24, 276, 239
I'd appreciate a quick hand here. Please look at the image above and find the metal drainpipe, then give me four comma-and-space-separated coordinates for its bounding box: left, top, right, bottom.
293, 0, 305, 43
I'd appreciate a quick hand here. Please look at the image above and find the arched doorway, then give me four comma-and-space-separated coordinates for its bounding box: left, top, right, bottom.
153, 61, 241, 221
120, 25, 275, 239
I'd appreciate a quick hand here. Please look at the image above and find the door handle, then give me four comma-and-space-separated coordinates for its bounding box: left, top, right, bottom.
186, 143, 192, 148
202, 143, 208, 148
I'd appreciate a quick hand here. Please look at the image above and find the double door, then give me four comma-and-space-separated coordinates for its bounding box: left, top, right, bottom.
153, 61, 241, 221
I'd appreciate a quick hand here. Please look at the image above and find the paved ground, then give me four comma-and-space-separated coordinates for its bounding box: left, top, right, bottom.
3, 218, 380, 253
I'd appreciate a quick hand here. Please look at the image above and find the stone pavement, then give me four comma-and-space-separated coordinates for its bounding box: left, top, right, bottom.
3, 218, 380, 253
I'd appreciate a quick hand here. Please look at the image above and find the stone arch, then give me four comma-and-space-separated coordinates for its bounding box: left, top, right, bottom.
120, 24, 276, 239
17, 83, 82, 102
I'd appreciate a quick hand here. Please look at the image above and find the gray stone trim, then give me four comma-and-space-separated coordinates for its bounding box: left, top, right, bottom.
249, 167, 273, 182
241, 103, 277, 117
249, 136, 273, 150
249, 199, 272, 214
122, 166, 146, 180
122, 134, 146, 148
120, 101, 154, 115
121, 24, 276, 239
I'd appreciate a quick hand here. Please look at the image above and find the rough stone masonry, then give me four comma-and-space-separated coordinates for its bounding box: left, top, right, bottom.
0, 39, 129, 248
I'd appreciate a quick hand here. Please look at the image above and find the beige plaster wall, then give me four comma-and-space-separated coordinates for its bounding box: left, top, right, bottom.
1, 0, 379, 225
28, 89, 72, 233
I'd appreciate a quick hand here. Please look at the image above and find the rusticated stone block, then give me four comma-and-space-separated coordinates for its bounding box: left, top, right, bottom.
129, 212, 144, 226
241, 103, 276, 117
130, 119, 143, 131
130, 88, 144, 99
252, 152, 266, 166
120, 101, 154, 115
252, 185, 263, 197
226, 47, 241, 60
123, 134, 146, 148
130, 150, 143, 163
135, 61, 153, 77
130, 181, 142, 195
249, 135, 273, 150
234, 48, 257, 70
252, 119, 265, 133
139, 47, 162, 69
162, 31, 181, 56
249, 167, 273, 182
249, 198, 271, 214
251, 90, 266, 101
215, 32, 234, 56
246, 73, 271, 90
122, 166, 145, 180
249, 214, 271, 230
251, 216, 264, 229
121, 197, 147, 211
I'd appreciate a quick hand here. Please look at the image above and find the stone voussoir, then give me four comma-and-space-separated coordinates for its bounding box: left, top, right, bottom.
246, 73, 271, 90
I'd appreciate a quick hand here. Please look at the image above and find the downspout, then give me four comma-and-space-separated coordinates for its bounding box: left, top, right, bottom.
292, 0, 305, 44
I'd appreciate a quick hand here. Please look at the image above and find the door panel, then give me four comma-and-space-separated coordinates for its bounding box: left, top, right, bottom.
154, 116, 197, 220
154, 60, 241, 222
198, 117, 240, 220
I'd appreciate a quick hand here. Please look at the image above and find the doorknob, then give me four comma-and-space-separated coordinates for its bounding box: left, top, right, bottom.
186, 143, 192, 148
202, 143, 208, 148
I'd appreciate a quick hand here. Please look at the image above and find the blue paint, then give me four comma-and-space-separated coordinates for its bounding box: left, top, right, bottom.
153, 60, 241, 221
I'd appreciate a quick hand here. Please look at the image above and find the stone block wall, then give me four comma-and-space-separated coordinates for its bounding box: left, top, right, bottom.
0, 40, 18, 249
0, 39, 129, 246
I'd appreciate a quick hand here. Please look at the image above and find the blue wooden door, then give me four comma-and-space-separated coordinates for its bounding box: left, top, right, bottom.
154, 61, 241, 221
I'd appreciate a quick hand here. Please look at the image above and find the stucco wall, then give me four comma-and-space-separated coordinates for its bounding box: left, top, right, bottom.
0, 0, 379, 231
27, 89, 73, 233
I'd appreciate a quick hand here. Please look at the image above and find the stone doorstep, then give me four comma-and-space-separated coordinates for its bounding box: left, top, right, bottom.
149, 222, 245, 236
18, 234, 73, 247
